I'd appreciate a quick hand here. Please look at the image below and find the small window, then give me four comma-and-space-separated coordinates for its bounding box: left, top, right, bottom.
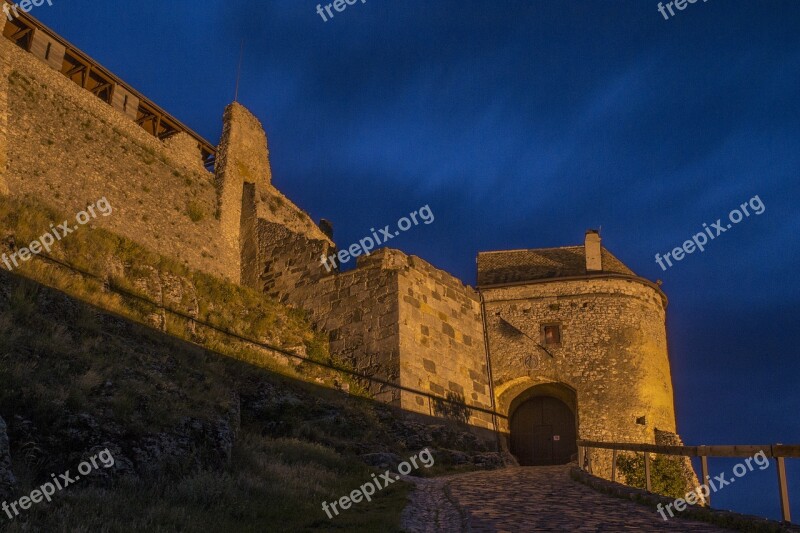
542, 324, 561, 346
123, 94, 129, 112
45, 42, 52, 60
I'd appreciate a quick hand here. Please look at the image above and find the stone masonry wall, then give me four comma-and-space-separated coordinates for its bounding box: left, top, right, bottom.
0, 21, 9, 196
258, 219, 334, 304
396, 256, 494, 429
1, 23, 680, 453
213, 103, 333, 291
2, 34, 235, 280
214, 103, 272, 284
301, 250, 402, 404
483, 277, 676, 448
269, 245, 496, 427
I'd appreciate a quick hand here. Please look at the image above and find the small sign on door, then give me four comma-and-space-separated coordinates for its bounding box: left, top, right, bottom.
553, 435, 560, 441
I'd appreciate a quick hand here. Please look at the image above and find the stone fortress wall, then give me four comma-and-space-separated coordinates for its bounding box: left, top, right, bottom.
0, 11, 683, 455
396, 255, 494, 428
1, 15, 235, 280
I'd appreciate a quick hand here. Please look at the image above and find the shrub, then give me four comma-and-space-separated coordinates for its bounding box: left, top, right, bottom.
433, 391, 472, 424
187, 201, 204, 222
616, 452, 689, 499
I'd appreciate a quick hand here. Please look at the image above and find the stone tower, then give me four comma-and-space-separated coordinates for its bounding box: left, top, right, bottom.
477, 231, 677, 470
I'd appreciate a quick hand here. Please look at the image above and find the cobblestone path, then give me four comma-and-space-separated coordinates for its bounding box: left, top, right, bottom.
401, 466, 733, 532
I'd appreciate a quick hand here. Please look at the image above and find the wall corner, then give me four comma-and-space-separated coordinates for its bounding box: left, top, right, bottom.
214, 102, 273, 286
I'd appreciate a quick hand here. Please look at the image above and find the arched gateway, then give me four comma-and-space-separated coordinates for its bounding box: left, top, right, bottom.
509, 384, 577, 466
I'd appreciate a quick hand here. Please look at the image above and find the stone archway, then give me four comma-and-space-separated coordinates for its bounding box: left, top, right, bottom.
508, 383, 578, 466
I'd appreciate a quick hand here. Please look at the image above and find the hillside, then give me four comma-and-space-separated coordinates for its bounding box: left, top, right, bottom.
0, 197, 505, 531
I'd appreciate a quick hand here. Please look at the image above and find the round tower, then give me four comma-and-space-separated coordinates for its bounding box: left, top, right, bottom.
478, 231, 677, 475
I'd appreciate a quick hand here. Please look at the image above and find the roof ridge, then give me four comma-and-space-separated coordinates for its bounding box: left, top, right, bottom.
475, 244, 637, 285
478, 245, 583, 256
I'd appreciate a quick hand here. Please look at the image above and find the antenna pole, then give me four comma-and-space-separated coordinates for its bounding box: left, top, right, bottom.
234, 40, 244, 102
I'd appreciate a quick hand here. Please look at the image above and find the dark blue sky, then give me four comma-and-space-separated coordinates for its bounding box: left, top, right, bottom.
35, 0, 798, 521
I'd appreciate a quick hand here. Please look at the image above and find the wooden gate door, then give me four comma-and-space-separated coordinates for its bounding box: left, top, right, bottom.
510, 396, 576, 465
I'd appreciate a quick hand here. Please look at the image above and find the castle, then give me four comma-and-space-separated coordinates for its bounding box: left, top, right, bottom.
0, 9, 681, 467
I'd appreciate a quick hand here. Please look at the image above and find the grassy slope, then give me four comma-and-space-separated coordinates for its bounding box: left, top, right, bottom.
0, 195, 361, 393
0, 196, 497, 531
0, 272, 409, 532
7, 437, 409, 533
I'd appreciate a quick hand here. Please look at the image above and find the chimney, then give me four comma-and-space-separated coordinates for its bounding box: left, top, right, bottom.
585, 230, 602, 272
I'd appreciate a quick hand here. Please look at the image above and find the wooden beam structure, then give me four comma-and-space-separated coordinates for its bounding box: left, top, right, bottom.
1, 1, 217, 169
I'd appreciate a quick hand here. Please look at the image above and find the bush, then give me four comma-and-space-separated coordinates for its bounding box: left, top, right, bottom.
432, 391, 472, 424
616, 452, 689, 499
187, 201, 204, 222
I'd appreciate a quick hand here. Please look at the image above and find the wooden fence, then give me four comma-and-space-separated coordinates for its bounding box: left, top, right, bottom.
577, 439, 800, 523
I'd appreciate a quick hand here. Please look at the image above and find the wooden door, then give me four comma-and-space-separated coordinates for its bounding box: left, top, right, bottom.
510, 396, 576, 465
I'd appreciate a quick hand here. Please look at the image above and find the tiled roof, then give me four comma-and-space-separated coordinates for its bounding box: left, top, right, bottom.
476, 246, 636, 287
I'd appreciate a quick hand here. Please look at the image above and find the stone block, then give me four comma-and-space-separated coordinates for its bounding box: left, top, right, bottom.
442, 322, 455, 338
448, 381, 464, 395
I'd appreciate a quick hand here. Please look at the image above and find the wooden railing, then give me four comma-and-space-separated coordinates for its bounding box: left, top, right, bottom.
577, 439, 800, 523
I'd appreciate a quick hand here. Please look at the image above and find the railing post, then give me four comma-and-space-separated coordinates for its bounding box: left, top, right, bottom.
700, 448, 710, 506
776, 455, 791, 523
644, 452, 652, 492
578, 445, 584, 471
611, 449, 617, 483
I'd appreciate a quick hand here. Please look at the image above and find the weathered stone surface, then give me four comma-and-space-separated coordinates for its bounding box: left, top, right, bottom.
4, 40, 233, 280
483, 274, 676, 477
6, 408, 234, 481
656, 428, 704, 501
401, 475, 468, 532
572, 466, 798, 532
360, 452, 403, 470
